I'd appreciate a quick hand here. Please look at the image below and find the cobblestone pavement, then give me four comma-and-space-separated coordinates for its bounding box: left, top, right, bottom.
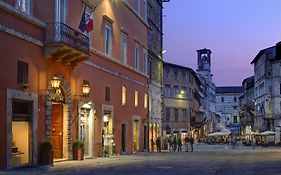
2, 144, 281, 175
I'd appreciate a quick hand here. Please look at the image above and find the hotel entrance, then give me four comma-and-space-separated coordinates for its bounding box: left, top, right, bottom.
103, 111, 114, 156
133, 117, 140, 152
51, 104, 63, 159
78, 102, 94, 158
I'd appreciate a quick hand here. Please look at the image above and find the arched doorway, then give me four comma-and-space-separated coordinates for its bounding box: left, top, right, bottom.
45, 75, 72, 160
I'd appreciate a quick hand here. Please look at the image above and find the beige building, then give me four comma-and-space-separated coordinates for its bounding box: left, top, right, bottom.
163, 62, 200, 140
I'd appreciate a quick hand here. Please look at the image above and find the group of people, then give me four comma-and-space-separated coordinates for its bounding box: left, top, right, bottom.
151, 135, 195, 152
168, 136, 194, 152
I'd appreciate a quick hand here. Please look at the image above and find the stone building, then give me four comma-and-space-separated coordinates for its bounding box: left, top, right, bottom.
163, 62, 201, 140
251, 44, 281, 132
196, 49, 217, 134
0, 0, 149, 169
147, 0, 164, 151
216, 86, 244, 133
240, 76, 255, 135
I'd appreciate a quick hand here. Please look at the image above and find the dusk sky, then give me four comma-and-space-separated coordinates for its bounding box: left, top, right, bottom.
163, 0, 281, 86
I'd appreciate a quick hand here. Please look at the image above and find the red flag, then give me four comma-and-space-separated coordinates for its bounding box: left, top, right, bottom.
86, 12, 93, 33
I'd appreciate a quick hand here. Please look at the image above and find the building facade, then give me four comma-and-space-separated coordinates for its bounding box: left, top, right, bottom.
0, 0, 149, 169
216, 86, 243, 133
163, 62, 200, 140
240, 76, 255, 135
196, 49, 217, 134
147, 0, 163, 151
251, 45, 281, 132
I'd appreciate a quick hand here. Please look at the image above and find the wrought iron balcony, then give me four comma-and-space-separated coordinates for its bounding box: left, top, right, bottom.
44, 22, 90, 66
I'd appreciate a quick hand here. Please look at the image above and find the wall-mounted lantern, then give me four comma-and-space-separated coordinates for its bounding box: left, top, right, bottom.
82, 80, 91, 97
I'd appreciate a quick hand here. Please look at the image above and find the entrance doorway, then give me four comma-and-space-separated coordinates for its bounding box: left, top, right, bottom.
133, 120, 140, 152
11, 100, 32, 167
121, 124, 126, 153
79, 103, 94, 158
51, 104, 63, 159
103, 111, 114, 156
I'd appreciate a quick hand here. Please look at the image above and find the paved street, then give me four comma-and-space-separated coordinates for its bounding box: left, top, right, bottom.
2, 145, 281, 175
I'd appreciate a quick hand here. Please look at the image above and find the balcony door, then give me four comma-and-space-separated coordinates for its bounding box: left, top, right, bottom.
56, 0, 67, 23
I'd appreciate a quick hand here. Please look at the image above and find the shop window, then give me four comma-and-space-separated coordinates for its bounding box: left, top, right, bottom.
11, 100, 32, 167
17, 61, 28, 85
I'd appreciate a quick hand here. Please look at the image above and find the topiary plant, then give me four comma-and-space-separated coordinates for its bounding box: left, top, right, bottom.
41, 140, 52, 151
73, 140, 84, 148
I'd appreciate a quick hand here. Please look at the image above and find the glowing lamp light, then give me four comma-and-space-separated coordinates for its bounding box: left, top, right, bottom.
103, 115, 109, 122
82, 81, 91, 97
51, 75, 60, 89
180, 90, 185, 94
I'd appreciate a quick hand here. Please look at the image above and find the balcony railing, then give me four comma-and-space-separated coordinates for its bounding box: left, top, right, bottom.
45, 22, 89, 55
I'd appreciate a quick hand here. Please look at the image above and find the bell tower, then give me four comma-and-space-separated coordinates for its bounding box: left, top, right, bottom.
197, 48, 212, 81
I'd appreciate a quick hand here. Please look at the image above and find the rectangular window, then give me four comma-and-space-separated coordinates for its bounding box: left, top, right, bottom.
105, 87, 110, 101
143, 48, 148, 74
165, 107, 170, 121
136, 0, 140, 14
182, 109, 187, 121
122, 86, 126, 105
182, 70, 186, 80
104, 24, 112, 55
17, 61, 28, 85
181, 86, 187, 99
221, 97, 224, 102
16, 0, 31, 15
144, 93, 148, 108
121, 32, 127, 65
135, 43, 140, 70
165, 84, 171, 97
55, 0, 67, 23
234, 97, 237, 102
174, 70, 178, 80
134, 90, 139, 107
174, 108, 178, 121
143, 0, 147, 21
164, 68, 170, 79
174, 85, 179, 97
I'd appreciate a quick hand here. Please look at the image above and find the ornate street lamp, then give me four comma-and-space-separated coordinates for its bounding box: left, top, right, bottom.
50, 75, 60, 89
82, 80, 91, 97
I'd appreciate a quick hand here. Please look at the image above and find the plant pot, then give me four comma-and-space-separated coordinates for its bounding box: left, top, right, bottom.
73, 147, 84, 160
40, 150, 53, 165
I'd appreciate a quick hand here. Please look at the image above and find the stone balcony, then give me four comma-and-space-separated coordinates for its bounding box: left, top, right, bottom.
44, 22, 90, 66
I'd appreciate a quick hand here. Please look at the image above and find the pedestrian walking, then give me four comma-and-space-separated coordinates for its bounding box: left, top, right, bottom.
156, 137, 161, 152
173, 137, 177, 152
190, 136, 194, 152
168, 136, 173, 152
184, 136, 188, 152
178, 137, 182, 152
151, 139, 155, 152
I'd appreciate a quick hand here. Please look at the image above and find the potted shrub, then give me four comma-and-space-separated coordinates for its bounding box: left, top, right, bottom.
73, 140, 84, 160
40, 141, 53, 165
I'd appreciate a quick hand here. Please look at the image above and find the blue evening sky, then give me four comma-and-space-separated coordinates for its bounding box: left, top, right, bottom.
163, 0, 281, 86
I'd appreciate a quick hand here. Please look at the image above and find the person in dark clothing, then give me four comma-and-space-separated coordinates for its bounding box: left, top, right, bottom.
173, 137, 177, 152
190, 137, 194, 152
156, 137, 161, 152
184, 136, 188, 152
178, 138, 182, 152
